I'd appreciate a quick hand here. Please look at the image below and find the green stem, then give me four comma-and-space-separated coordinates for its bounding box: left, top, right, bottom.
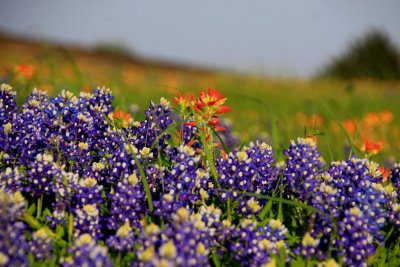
68, 212, 74, 245
227, 193, 232, 221
116, 252, 122, 267
384, 226, 395, 243
127, 142, 154, 213
36, 194, 43, 219
305, 258, 310, 267
191, 106, 220, 189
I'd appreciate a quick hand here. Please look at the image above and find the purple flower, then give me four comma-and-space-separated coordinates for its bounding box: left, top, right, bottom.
108, 171, 147, 230
61, 234, 112, 267
283, 138, 324, 200
106, 220, 135, 251
0, 190, 29, 267
25, 153, 63, 196
0, 84, 17, 122
29, 228, 53, 260
225, 218, 289, 266
336, 207, 375, 267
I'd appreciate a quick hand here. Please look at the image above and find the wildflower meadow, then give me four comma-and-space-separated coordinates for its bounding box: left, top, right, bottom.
1, 36, 400, 267
1, 81, 400, 267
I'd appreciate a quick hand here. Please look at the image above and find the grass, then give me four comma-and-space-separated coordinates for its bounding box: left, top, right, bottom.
1, 37, 400, 162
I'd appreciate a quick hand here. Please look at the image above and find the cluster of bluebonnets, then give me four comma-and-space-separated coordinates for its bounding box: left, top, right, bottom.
0, 83, 399, 266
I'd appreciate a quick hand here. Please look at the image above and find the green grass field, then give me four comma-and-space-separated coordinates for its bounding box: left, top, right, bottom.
2, 36, 400, 162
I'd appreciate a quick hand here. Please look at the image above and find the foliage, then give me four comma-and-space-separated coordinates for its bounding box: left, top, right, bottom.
320, 30, 400, 80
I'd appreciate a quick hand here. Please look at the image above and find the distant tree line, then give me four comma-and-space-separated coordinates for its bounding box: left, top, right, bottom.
320, 30, 400, 80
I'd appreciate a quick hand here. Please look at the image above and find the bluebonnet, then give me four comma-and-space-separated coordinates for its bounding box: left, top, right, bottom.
106, 219, 135, 251
180, 123, 202, 150
328, 159, 387, 237
0, 190, 29, 267
226, 218, 289, 266
61, 234, 112, 267
29, 228, 53, 260
128, 97, 172, 158
26, 153, 62, 196
336, 207, 375, 267
108, 170, 147, 230
283, 138, 324, 200
295, 232, 320, 258
391, 162, 400, 195
134, 206, 222, 267
0, 167, 24, 193
217, 141, 277, 216
0, 84, 17, 122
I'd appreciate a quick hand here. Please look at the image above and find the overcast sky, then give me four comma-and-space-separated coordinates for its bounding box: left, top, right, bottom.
0, 0, 399, 77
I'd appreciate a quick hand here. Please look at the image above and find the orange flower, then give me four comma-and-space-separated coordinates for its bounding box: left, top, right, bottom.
361, 139, 382, 155
214, 125, 226, 132
343, 119, 357, 136
195, 88, 231, 114
208, 116, 220, 126
364, 112, 380, 127
309, 114, 324, 127
380, 111, 393, 124
197, 88, 226, 107
216, 105, 232, 114
15, 64, 35, 79
173, 93, 194, 107
113, 108, 132, 128
185, 121, 197, 127
379, 166, 390, 182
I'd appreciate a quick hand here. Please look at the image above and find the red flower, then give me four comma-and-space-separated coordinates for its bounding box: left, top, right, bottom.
208, 116, 220, 126
216, 106, 232, 114
173, 93, 194, 107
113, 108, 132, 128
185, 121, 197, 127
379, 166, 390, 182
343, 119, 356, 136
214, 125, 226, 132
196, 88, 227, 109
15, 64, 35, 79
361, 139, 382, 154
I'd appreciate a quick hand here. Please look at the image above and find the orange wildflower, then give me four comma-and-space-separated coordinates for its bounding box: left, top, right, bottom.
343, 119, 357, 136
309, 114, 324, 127
196, 88, 231, 114
15, 64, 35, 79
173, 93, 194, 108
380, 111, 393, 124
364, 112, 380, 127
361, 139, 382, 155
379, 166, 390, 182
197, 88, 226, 107
113, 108, 132, 128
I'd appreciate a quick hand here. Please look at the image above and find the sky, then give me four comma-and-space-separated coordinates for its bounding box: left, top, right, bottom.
0, 0, 399, 78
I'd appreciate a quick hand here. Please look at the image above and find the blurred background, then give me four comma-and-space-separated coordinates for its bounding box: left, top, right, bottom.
0, 0, 400, 161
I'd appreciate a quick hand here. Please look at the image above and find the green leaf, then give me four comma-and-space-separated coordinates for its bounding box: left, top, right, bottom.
56, 225, 65, 238
42, 208, 51, 218
27, 203, 36, 215
259, 199, 273, 220
68, 212, 74, 244
212, 252, 221, 267
278, 193, 283, 222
